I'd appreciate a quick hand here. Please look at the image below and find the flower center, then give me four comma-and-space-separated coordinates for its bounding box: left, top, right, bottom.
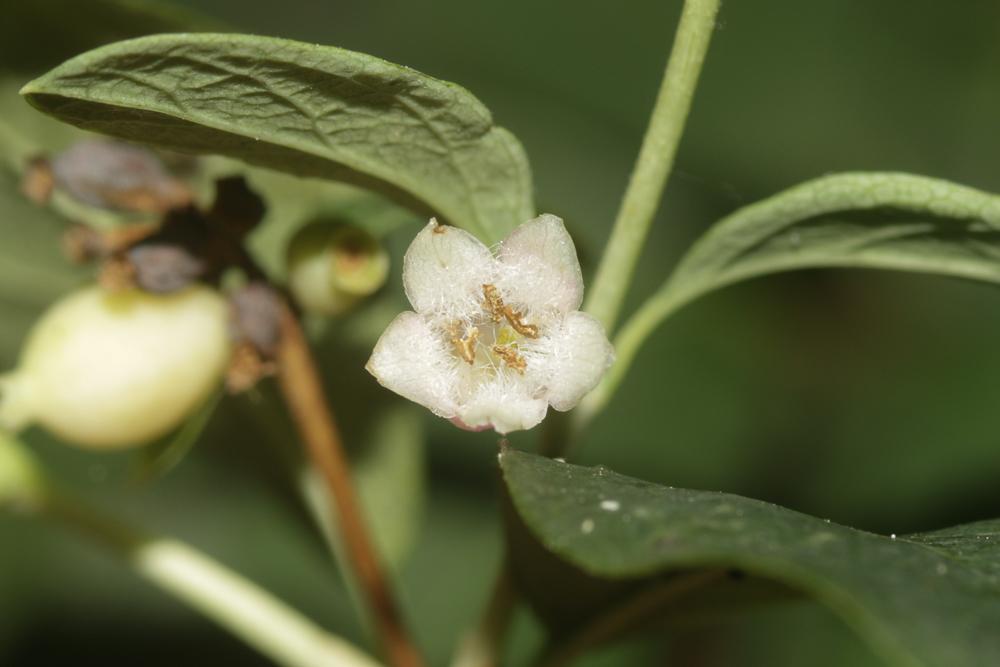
448, 284, 539, 374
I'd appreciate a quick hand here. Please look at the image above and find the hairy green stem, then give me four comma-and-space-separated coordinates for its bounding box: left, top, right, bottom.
41, 491, 381, 667
583, 0, 720, 332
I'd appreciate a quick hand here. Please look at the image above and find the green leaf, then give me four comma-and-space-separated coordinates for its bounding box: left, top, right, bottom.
670, 172, 1000, 294
586, 172, 1000, 419
501, 447, 1000, 667
20, 33, 534, 244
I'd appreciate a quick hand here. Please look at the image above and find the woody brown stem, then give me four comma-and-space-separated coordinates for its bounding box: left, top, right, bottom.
275, 304, 424, 667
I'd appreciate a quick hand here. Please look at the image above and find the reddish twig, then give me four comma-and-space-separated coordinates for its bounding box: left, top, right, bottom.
275, 304, 424, 667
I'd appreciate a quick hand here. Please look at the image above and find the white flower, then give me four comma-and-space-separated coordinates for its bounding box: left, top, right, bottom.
366, 215, 614, 434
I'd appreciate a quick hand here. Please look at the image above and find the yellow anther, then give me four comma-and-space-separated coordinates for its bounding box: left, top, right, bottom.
503, 308, 538, 339
482, 284, 505, 323
451, 326, 479, 365
481, 284, 539, 339
492, 345, 527, 374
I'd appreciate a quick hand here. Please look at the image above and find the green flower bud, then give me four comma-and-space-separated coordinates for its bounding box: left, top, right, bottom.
286, 222, 389, 316
0, 285, 231, 449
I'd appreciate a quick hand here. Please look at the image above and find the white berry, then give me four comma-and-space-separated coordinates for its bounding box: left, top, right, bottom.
0, 285, 231, 449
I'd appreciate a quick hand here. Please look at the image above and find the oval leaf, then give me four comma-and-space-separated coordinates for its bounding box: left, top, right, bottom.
591, 172, 1000, 416
671, 172, 1000, 293
501, 447, 1000, 666
20, 33, 534, 244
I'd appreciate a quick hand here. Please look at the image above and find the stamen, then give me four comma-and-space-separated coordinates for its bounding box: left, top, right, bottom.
482, 284, 505, 323
482, 284, 539, 338
451, 326, 479, 365
503, 308, 538, 338
492, 345, 527, 374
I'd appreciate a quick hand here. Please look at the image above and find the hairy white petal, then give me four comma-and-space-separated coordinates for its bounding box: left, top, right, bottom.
531, 312, 614, 412
457, 379, 548, 435
496, 214, 583, 316
403, 219, 495, 318
366, 312, 458, 418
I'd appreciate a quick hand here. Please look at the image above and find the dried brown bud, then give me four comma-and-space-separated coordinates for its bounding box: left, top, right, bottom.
127, 244, 206, 294
229, 282, 284, 357
50, 139, 192, 213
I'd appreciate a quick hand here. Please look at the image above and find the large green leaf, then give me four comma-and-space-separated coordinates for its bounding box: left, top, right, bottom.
20, 33, 534, 244
587, 172, 1000, 417
501, 447, 1000, 666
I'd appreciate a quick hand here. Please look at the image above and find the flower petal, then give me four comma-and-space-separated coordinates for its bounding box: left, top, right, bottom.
403, 219, 495, 318
365, 311, 459, 418
496, 214, 583, 315
528, 311, 614, 412
457, 378, 548, 435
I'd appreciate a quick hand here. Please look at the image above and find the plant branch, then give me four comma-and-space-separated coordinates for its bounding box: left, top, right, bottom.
275, 304, 423, 667
583, 0, 721, 333
535, 570, 725, 667
41, 490, 381, 667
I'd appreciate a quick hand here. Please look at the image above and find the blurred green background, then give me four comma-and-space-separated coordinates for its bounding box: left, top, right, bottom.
2, 0, 1000, 665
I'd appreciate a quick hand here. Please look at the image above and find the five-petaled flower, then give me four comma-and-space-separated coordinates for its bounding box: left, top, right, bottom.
366, 215, 614, 434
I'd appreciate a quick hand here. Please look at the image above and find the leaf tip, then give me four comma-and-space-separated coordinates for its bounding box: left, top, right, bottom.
17, 79, 47, 110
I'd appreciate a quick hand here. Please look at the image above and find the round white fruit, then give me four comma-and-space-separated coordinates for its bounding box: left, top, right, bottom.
0, 285, 231, 449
